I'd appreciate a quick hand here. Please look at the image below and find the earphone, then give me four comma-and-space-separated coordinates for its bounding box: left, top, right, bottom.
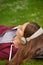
20, 28, 43, 45
20, 37, 26, 44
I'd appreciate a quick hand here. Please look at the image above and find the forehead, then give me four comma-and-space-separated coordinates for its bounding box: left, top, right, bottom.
22, 22, 29, 31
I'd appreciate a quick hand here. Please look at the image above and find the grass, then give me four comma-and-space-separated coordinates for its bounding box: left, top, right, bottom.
21, 59, 43, 65
0, 0, 43, 65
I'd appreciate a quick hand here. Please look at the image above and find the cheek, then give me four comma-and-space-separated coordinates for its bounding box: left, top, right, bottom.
13, 37, 21, 48
13, 36, 20, 45
16, 29, 23, 37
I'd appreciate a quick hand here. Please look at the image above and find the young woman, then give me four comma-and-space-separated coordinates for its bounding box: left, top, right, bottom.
5, 22, 43, 65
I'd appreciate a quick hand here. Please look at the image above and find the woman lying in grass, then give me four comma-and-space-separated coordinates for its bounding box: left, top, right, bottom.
5, 22, 43, 65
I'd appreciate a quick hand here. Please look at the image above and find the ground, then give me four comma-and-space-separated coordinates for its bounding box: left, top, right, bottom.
0, 0, 43, 65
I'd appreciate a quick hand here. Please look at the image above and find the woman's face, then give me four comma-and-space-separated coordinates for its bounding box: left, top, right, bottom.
13, 22, 29, 48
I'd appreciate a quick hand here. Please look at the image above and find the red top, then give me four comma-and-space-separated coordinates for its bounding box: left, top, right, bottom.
0, 25, 17, 60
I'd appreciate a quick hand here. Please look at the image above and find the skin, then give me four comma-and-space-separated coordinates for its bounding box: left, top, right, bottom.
13, 22, 29, 48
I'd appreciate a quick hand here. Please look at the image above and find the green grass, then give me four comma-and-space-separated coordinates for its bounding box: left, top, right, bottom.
0, 59, 43, 65
21, 59, 43, 65
0, 60, 7, 65
0, 0, 43, 65
0, 0, 43, 27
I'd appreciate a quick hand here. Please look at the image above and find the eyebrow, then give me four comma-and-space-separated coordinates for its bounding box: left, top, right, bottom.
13, 34, 16, 39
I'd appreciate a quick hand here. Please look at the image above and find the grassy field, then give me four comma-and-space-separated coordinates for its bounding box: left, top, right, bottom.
0, 0, 43, 65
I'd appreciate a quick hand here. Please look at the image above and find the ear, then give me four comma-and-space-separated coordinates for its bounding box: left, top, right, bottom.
20, 37, 26, 45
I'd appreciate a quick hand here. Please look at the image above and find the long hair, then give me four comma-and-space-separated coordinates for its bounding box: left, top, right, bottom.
6, 22, 43, 65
